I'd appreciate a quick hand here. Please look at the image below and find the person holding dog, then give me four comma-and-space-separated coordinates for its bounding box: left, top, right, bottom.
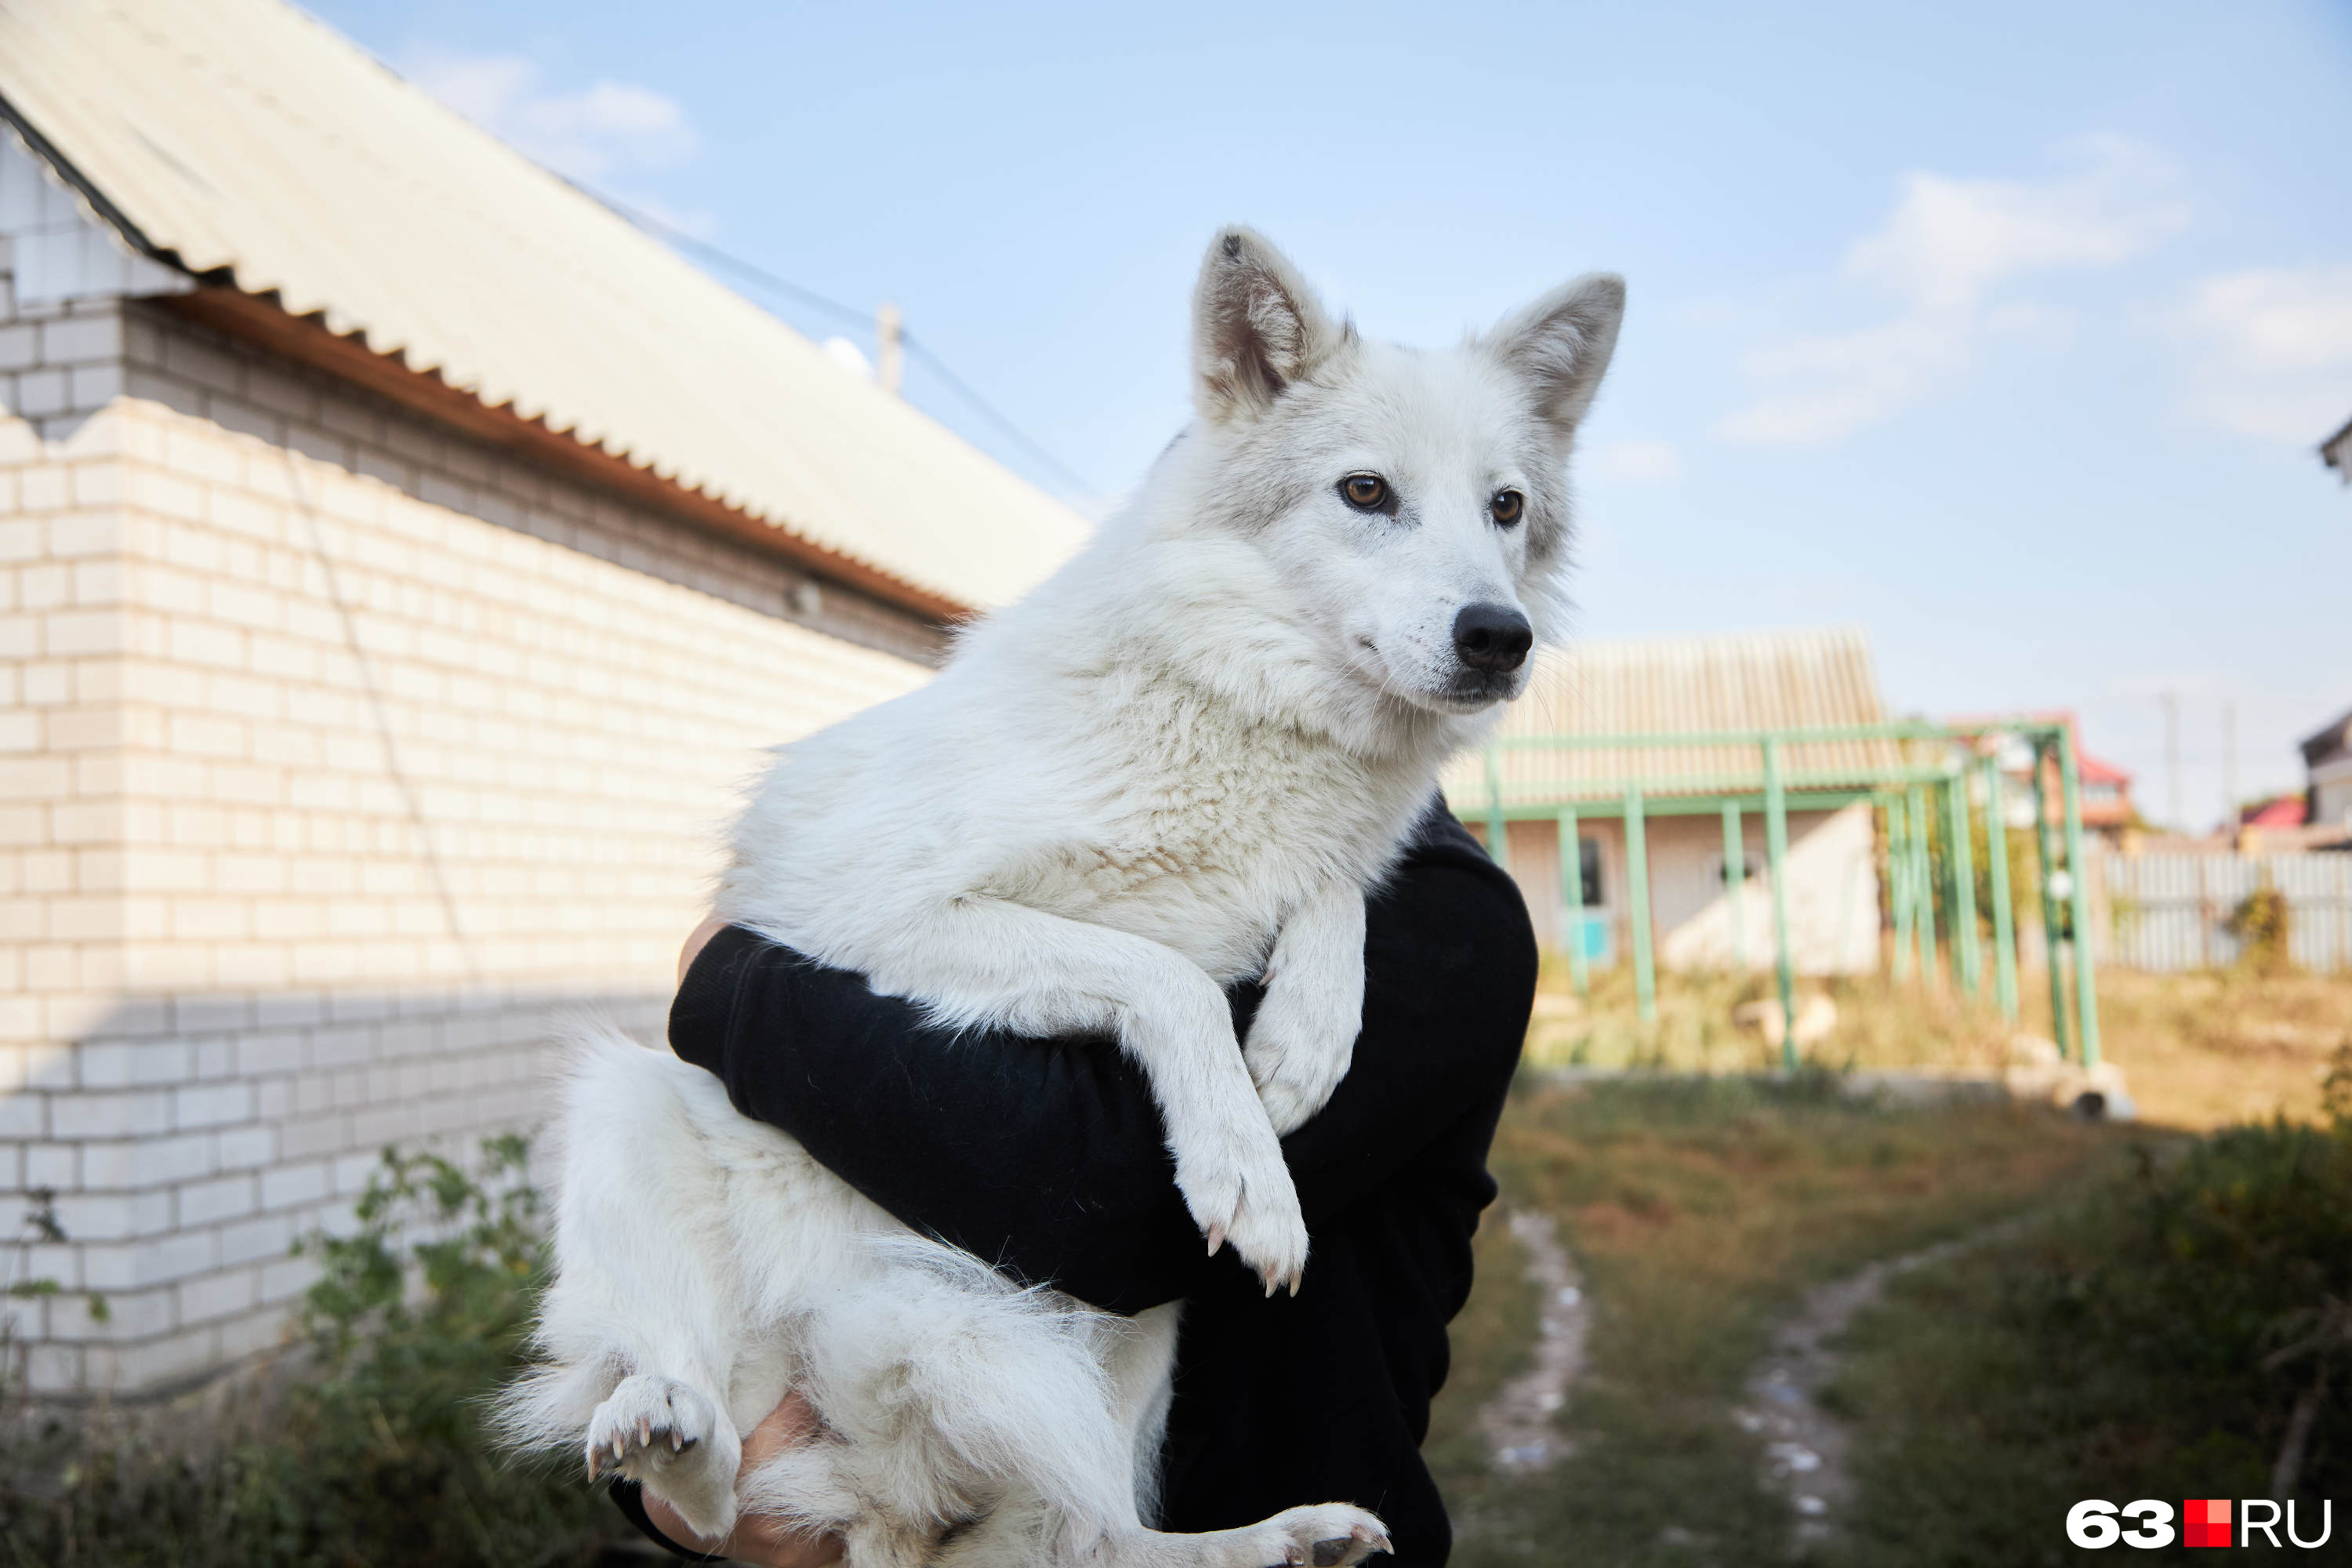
615, 800, 1534, 1567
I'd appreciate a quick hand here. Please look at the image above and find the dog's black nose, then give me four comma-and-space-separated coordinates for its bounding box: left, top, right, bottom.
1452, 603, 1532, 675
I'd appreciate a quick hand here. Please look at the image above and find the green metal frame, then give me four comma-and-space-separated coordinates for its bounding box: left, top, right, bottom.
1457, 718, 2100, 1069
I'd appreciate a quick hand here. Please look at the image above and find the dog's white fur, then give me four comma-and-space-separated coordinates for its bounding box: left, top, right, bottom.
503, 229, 1622, 1568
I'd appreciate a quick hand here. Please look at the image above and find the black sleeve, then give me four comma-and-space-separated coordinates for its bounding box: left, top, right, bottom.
668, 805, 1534, 1316
608, 1479, 724, 1562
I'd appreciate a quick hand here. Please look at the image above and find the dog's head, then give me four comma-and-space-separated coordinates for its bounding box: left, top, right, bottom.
1174, 227, 1622, 720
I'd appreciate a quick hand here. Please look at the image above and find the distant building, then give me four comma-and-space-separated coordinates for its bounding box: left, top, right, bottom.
1441, 626, 1889, 975
2303, 708, 2352, 832
0, 0, 1085, 1393
1967, 715, 2136, 843
2241, 795, 2308, 830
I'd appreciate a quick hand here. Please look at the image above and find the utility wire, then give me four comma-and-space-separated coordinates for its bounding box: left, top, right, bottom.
895, 328, 1098, 497
578, 181, 1100, 496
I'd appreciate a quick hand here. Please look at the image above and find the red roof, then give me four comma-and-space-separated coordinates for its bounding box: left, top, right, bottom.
2243, 796, 2308, 828
2077, 750, 2131, 786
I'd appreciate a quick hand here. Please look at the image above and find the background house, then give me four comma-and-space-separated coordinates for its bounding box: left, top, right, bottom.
2303, 707, 2352, 833
1969, 714, 2136, 844
1441, 626, 1890, 977
0, 0, 1086, 1393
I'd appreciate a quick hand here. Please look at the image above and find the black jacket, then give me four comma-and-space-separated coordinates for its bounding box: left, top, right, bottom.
619, 804, 1533, 1565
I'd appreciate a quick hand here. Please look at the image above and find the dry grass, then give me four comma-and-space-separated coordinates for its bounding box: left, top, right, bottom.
1523, 962, 2352, 1129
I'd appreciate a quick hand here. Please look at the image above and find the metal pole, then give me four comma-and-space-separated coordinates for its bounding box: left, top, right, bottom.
2056, 724, 2103, 1069
876, 302, 906, 394
2162, 690, 2180, 832
1947, 771, 1982, 996
1625, 787, 1657, 1026
1722, 803, 1747, 971
1908, 785, 1937, 986
1764, 738, 1797, 1069
1888, 798, 1912, 983
1483, 742, 1508, 865
1558, 805, 1588, 997
1982, 754, 2020, 1021
2030, 738, 2073, 1062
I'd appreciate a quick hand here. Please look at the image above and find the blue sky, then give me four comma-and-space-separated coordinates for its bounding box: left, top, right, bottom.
307, 0, 2352, 829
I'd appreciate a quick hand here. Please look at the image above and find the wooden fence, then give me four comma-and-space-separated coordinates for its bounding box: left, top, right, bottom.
2096, 851, 2352, 972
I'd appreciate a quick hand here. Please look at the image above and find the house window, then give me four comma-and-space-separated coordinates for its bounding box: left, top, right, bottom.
1573, 836, 1604, 906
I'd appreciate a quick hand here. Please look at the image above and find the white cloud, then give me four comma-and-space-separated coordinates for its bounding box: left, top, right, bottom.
1844, 135, 2187, 312
1587, 437, 1682, 483
1722, 137, 2187, 447
406, 51, 699, 182
1719, 315, 1967, 446
2172, 264, 2352, 442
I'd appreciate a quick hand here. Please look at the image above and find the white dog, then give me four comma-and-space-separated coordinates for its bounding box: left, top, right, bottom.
503, 228, 1621, 1568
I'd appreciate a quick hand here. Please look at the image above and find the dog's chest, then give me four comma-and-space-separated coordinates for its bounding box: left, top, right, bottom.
1000, 680, 1418, 974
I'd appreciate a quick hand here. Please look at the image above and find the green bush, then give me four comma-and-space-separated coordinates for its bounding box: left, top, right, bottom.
0, 1137, 623, 1567
1832, 1109, 2352, 1564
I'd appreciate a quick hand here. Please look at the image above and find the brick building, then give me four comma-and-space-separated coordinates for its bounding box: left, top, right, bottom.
0, 0, 1084, 1392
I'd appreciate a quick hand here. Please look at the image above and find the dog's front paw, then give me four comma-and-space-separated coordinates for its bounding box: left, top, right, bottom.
586, 1374, 740, 1538
1244, 1009, 1356, 1138
1178, 1134, 1309, 1296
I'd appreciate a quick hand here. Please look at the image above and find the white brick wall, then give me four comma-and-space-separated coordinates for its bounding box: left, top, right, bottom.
1, 255, 941, 1390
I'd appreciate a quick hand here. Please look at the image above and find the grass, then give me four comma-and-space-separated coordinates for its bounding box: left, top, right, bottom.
1523, 963, 2352, 1127
0, 1139, 628, 1568
1425, 1073, 2151, 1566
1821, 1114, 2352, 1566
1437, 966, 2352, 1566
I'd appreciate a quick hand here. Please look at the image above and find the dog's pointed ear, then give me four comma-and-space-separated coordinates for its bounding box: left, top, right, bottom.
1487, 274, 1625, 437
1192, 227, 1348, 424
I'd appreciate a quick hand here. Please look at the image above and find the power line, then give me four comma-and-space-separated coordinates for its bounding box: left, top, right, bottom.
577, 181, 1100, 497
897, 328, 1098, 497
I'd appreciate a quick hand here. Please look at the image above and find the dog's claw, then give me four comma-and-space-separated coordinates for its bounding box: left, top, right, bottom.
637, 1416, 653, 1445
1206, 1222, 1225, 1257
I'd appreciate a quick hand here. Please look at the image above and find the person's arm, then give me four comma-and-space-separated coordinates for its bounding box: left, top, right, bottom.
668, 807, 1534, 1315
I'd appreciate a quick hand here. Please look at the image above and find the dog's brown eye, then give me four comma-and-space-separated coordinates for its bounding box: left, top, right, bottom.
1341, 474, 1389, 511
1491, 489, 1524, 526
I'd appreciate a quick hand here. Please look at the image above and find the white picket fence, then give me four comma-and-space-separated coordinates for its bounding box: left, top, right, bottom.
2096, 852, 2352, 972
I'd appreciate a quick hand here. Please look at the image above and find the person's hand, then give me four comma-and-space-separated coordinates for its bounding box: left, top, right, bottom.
679, 914, 729, 985
639, 1392, 844, 1566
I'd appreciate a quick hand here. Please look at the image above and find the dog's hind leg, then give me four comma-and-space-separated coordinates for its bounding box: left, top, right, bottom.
528, 1025, 760, 1538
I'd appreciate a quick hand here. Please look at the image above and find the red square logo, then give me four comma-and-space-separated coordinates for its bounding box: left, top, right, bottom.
2183, 1498, 2231, 1548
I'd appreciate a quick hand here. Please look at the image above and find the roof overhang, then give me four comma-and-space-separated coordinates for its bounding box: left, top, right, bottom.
158, 285, 972, 624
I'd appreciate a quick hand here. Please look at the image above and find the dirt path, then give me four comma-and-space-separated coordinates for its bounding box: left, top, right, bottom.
1478, 1210, 1591, 1471
1737, 1218, 2029, 1547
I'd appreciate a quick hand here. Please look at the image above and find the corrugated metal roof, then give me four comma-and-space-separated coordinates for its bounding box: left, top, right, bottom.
0, 0, 1089, 612
1441, 625, 1912, 808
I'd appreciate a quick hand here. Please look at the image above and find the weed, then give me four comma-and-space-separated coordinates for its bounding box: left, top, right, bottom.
1826, 1116, 2352, 1565
0, 1137, 624, 1567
